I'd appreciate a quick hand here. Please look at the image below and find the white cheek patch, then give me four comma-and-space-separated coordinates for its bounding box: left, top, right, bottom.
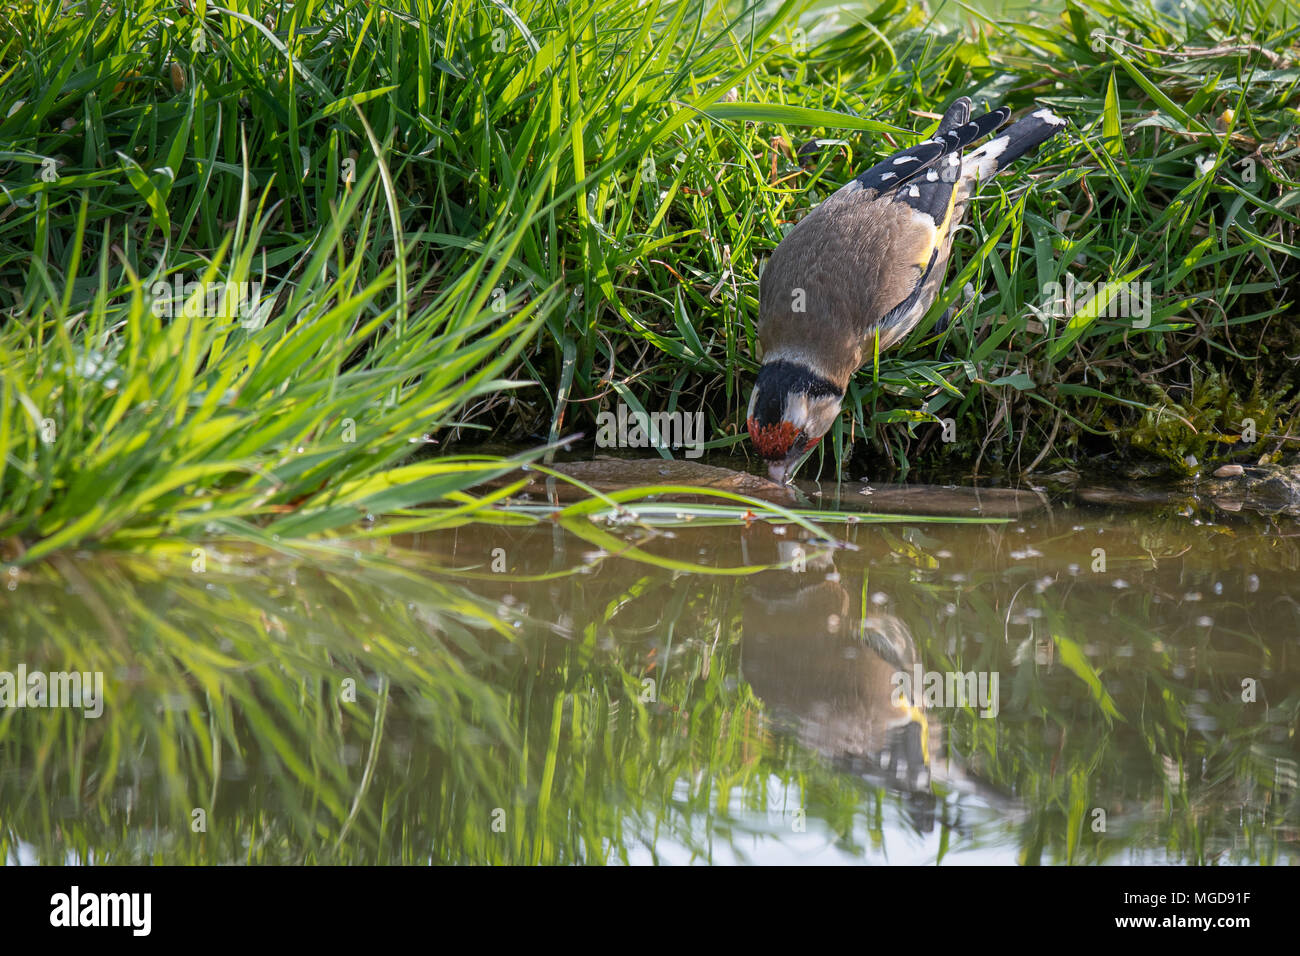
807, 395, 844, 442
783, 391, 810, 427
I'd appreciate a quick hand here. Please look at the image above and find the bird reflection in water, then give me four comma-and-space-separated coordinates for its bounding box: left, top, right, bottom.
740, 535, 938, 832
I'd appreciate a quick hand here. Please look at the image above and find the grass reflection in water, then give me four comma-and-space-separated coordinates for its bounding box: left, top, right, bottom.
2, 507, 1297, 864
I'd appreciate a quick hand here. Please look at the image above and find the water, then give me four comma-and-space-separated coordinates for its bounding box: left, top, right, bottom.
2, 473, 1297, 864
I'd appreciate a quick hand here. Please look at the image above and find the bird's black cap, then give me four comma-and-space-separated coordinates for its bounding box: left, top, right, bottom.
750, 360, 841, 429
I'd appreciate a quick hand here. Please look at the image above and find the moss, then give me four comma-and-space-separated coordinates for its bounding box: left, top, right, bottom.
1121, 370, 1298, 475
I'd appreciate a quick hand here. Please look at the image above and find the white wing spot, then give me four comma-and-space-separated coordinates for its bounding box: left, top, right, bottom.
907, 185, 921, 198
880, 171, 897, 181
926, 169, 939, 181
893, 155, 919, 165
1033, 108, 1065, 125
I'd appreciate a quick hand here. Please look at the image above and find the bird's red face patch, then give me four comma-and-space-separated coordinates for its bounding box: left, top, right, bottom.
747, 417, 798, 460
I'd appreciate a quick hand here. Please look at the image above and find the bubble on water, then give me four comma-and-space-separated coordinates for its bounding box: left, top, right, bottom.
1184, 591, 1202, 601
870, 592, 889, 606
1213, 581, 1223, 595
936, 550, 952, 559
944, 603, 957, 616
1196, 616, 1214, 628
1247, 574, 1259, 592
825, 572, 840, 583
1112, 579, 1130, 589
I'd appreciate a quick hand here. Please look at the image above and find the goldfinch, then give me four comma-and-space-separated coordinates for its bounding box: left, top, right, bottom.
747, 97, 1065, 483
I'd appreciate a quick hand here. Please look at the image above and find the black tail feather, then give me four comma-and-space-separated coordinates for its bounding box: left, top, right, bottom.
969, 108, 1065, 177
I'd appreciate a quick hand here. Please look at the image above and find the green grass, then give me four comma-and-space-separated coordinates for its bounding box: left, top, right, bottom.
1, 0, 1298, 558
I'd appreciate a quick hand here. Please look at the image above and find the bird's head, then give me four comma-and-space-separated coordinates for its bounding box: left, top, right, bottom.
746, 360, 844, 484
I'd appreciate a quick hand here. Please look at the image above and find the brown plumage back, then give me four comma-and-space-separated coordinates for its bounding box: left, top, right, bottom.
757, 184, 935, 390
756, 100, 1063, 394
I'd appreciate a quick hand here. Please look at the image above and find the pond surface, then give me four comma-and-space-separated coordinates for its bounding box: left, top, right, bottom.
2, 468, 1298, 864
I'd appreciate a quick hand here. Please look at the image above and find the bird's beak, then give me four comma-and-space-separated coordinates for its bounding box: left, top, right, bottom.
768, 444, 817, 485
769, 454, 807, 485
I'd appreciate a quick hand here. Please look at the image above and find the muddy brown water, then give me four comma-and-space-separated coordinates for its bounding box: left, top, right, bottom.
2, 458, 1297, 864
